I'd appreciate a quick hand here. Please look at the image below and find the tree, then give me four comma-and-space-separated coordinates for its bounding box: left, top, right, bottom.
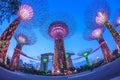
0, 0, 21, 24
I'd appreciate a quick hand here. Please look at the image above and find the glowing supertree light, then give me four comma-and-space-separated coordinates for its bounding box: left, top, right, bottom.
10, 28, 36, 70
91, 28, 103, 39
41, 13, 76, 75
116, 17, 120, 26
17, 35, 27, 45
83, 28, 113, 63
18, 4, 34, 21
96, 11, 108, 25
0, 0, 48, 64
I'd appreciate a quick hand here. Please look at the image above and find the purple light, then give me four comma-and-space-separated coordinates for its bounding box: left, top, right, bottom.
96, 12, 108, 25
92, 28, 103, 38
116, 17, 120, 26
48, 21, 68, 39
18, 4, 33, 21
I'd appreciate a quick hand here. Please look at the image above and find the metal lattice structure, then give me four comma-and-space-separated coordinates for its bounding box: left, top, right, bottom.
0, 0, 48, 64
10, 28, 36, 70
40, 12, 76, 74
83, 28, 113, 63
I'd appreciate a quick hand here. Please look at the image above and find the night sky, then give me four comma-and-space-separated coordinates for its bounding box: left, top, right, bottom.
0, 0, 120, 67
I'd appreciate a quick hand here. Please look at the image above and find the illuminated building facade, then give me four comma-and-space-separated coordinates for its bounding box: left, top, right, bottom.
40, 53, 53, 73
40, 54, 49, 73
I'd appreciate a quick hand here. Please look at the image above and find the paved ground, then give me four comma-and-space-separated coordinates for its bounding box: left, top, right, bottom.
0, 58, 120, 80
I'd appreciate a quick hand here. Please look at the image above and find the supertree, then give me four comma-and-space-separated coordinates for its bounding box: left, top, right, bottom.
0, 0, 21, 24
85, 0, 120, 54
83, 28, 113, 63
78, 48, 93, 67
65, 52, 75, 68
10, 28, 36, 70
0, 0, 48, 64
41, 13, 76, 74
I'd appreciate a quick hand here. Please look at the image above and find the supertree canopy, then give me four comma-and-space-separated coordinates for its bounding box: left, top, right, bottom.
85, 0, 110, 29
0, 0, 48, 64
41, 13, 76, 74
18, 4, 33, 21
78, 48, 93, 67
83, 28, 113, 63
19, 0, 49, 29
91, 28, 104, 40
41, 13, 76, 39
48, 21, 68, 39
85, 0, 120, 54
0, 0, 21, 24
10, 28, 36, 70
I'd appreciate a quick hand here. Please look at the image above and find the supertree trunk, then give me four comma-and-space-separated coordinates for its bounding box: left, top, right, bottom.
85, 56, 90, 67
104, 21, 120, 54
98, 37, 113, 63
0, 18, 20, 64
10, 44, 22, 70
66, 55, 73, 68
52, 38, 67, 74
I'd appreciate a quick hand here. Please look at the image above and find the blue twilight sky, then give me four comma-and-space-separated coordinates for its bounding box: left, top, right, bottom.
1, 0, 120, 66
